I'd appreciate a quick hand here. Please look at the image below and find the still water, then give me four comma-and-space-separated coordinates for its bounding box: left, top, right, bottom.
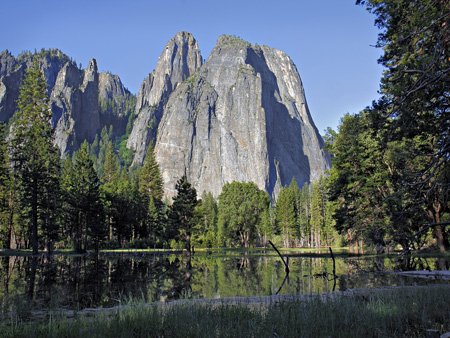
0, 250, 448, 310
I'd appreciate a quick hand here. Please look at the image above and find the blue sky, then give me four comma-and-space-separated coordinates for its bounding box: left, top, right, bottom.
1, 0, 382, 133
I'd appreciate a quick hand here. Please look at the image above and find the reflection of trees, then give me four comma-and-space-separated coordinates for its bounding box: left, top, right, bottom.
1, 256, 11, 295
3, 252, 448, 312
394, 254, 448, 271
26, 256, 37, 300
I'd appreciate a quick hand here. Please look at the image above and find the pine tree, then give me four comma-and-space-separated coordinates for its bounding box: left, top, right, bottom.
0, 123, 12, 248
275, 186, 297, 248
298, 184, 311, 247
170, 176, 197, 253
9, 60, 61, 254
138, 144, 164, 244
139, 144, 163, 201
102, 141, 120, 185
63, 142, 105, 252
311, 177, 326, 248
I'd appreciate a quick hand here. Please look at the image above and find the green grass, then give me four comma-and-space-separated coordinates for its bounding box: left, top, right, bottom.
1, 285, 449, 338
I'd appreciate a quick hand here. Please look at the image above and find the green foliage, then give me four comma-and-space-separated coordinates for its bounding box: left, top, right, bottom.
0, 123, 12, 248
9, 60, 61, 254
274, 177, 340, 249
217, 181, 269, 248
2, 285, 449, 337
275, 183, 297, 247
61, 142, 105, 252
170, 176, 198, 252
102, 141, 120, 185
326, 0, 450, 252
138, 144, 163, 201
193, 191, 218, 247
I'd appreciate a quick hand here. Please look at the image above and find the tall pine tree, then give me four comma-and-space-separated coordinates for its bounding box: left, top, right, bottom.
139, 144, 163, 201
170, 176, 197, 253
62, 142, 104, 252
10, 60, 61, 254
0, 123, 12, 248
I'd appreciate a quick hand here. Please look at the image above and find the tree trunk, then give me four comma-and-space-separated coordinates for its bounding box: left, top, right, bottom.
433, 213, 447, 252
4, 189, 15, 249
185, 232, 191, 253
429, 203, 448, 252
31, 179, 39, 255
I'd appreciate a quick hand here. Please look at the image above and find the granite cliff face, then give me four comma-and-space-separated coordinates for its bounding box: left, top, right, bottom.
127, 32, 202, 164
131, 34, 330, 199
0, 49, 133, 155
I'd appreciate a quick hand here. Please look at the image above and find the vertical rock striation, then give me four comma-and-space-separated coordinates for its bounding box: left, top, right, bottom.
0, 49, 133, 155
127, 31, 203, 164
154, 35, 330, 199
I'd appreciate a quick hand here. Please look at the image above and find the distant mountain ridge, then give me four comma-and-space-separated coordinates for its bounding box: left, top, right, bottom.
0, 49, 134, 155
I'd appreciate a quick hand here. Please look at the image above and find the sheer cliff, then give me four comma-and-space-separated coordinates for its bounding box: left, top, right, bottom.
128, 34, 330, 199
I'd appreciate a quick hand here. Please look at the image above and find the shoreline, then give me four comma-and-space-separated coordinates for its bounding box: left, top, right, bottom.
4, 283, 449, 322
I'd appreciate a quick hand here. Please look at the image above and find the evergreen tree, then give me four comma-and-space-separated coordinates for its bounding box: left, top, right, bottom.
110, 170, 135, 246
170, 176, 197, 252
102, 140, 120, 185
62, 142, 105, 252
310, 178, 326, 248
9, 60, 61, 254
275, 185, 297, 248
298, 184, 311, 247
0, 123, 12, 248
139, 144, 163, 201
138, 144, 164, 244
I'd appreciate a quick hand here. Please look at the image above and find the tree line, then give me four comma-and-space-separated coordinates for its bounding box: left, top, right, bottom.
0, 62, 339, 253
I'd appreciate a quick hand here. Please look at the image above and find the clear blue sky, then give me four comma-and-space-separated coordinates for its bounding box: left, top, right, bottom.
1, 0, 382, 133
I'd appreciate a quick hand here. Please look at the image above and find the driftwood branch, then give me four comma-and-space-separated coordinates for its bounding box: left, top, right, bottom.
329, 247, 336, 277
329, 247, 338, 291
268, 240, 289, 274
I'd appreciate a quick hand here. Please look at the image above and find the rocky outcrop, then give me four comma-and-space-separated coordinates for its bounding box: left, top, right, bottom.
98, 72, 134, 138
127, 31, 202, 164
154, 35, 330, 199
0, 51, 23, 122
51, 59, 101, 154
0, 49, 133, 155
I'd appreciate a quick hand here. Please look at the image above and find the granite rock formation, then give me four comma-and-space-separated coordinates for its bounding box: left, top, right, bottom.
127, 32, 203, 164
0, 49, 133, 155
130, 34, 330, 199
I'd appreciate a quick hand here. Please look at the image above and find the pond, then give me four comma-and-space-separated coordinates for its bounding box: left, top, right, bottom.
0, 249, 449, 311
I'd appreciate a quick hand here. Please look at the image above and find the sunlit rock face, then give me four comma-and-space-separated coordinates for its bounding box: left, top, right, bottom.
148, 34, 330, 199
127, 32, 203, 165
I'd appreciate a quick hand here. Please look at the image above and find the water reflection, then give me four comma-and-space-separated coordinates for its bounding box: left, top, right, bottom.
0, 252, 448, 311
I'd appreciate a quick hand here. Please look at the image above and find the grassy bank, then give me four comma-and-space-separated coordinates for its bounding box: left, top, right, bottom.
1, 285, 449, 338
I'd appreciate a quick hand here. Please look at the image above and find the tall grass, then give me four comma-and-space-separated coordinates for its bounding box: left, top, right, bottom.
1, 285, 449, 337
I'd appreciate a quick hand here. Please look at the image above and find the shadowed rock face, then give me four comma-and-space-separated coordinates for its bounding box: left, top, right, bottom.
52, 59, 100, 154
127, 31, 203, 165
0, 49, 133, 155
152, 35, 330, 199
